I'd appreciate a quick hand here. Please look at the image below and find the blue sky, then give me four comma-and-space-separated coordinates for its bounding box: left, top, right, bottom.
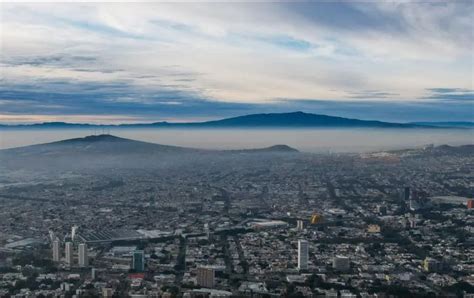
1, 2, 473, 124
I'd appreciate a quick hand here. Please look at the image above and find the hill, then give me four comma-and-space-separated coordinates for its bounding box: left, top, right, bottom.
1, 134, 298, 157
387, 144, 474, 157
0, 134, 299, 171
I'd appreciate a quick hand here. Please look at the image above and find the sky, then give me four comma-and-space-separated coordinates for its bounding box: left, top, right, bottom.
0, 1, 473, 124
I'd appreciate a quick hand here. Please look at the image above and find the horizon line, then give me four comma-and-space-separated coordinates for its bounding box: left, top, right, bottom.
1, 111, 473, 127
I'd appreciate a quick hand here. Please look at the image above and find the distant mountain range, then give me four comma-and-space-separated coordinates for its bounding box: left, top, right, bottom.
2, 134, 471, 173
388, 144, 474, 156
409, 121, 474, 128
1, 112, 464, 129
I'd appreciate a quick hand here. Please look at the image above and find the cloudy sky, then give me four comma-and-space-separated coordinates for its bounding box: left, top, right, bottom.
1, 2, 473, 124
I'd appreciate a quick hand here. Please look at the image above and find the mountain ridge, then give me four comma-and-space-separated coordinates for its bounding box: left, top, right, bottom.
409, 121, 474, 128
1, 134, 299, 155
0, 134, 300, 171
0, 112, 448, 129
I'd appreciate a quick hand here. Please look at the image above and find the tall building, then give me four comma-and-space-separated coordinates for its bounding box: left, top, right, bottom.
333, 256, 350, 271
71, 225, 78, 242
52, 239, 60, 262
296, 220, 304, 230
132, 250, 145, 272
297, 240, 308, 270
409, 198, 420, 211
48, 230, 55, 243
404, 187, 410, 201
78, 243, 89, 267
65, 242, 74, 266
467, 199, 474, 209
196, 266, 215, 288
204, 223, 211, 240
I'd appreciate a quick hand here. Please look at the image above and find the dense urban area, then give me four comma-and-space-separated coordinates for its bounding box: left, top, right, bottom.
0, 135, 473, 298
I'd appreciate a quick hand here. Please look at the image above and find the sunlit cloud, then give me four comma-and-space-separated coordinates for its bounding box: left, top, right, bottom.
1, 2, 473, 123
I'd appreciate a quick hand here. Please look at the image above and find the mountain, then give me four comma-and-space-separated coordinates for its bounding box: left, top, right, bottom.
0, 134, 298, 171
188, 112, 420, 128
410, 121, 474, 128
0, 112, 436, 129
3, 134, 191, 157
228, 144, 299, 153
1, 134, 298, 157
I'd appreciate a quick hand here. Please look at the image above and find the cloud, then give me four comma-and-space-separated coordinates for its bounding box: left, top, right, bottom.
424, 88, 474, 101
427, 88, 472, 94
272, 99, 474, 123
0, 2, 472, 123
0, 80, 259, 120
1, 81, 473, 123
346, 90, 399, 99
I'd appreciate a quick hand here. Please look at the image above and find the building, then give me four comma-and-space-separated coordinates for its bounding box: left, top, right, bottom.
52, 239, 60, 262
310, 213, 323, 224
333, 256, 350, 271
71, 225, 78, 242
250, 220, 289, 229
376, 205, 387, 215
467, 199, 474, 209
78, 243, 88, 267
132, 250, 145, 272
297, 240, 308, 270
340, 290, 357, 298
424, 257, 440, 272
404, 187, 410, 201
185, 289, 232, 297
102, 288, 114, 297
204, 223, 211, 240
196, 266, 215, 288
296, 220, 304, 230
367, 224, 381, 233
65, 242, 73, 266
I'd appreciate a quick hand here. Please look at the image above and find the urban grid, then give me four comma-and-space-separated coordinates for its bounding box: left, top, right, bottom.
0, 139, 472, 297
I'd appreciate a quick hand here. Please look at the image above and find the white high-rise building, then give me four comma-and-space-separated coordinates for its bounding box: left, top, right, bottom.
49, 230, 55, 243
78, 243, 88, 267
196, 266, 215, 288
297, 240, 308, 270
52, 239, 60, 262
204, 223, 211, 240
65, 242, 74, 266
296, 220, 304, 230
71, 225, 78, 242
